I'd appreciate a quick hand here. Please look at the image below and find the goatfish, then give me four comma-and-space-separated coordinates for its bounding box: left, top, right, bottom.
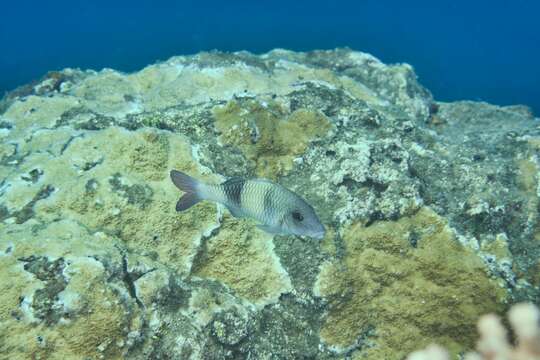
170, 170, 325, 239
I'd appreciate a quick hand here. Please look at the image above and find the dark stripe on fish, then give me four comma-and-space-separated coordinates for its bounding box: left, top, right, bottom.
223, 177, 245, 207
263, 187, 274, 219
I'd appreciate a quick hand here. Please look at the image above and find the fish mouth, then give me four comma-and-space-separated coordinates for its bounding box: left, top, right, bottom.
312, 230, 326, 240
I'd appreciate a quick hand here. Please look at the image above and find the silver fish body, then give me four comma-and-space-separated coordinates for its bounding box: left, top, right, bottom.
170, 170, 325, 239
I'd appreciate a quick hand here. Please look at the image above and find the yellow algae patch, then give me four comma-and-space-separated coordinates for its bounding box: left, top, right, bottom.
516, 150, 540, 287
2, 95, 80, 138
214, 100, 331, 178
2, 126, 219, 275
516, 157, 539, 222
193, 215, 292, 305
71, 69, 140, 115
53, 127, 219, 275
0, 220, 141, 360
124, 58, 382, 110
315, 207, 507, 359
516, 158, 538, 194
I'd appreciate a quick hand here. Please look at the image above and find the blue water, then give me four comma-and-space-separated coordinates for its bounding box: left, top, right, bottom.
1, 0, 539, 115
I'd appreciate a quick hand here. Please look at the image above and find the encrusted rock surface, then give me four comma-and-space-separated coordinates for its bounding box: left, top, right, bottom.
1, 48, 539, 359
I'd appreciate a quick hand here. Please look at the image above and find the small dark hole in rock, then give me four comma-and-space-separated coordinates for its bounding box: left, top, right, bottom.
473, 154, 485, 162
365, 211, 384, 227
409, 231, 420, 248
325, 150, 336, 157
10, 310, 21, 321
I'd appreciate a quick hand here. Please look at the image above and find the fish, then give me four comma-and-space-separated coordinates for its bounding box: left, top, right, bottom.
170, 170, 326, 239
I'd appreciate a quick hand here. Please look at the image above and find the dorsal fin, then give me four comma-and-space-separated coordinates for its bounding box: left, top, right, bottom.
221, 177, 247, 186
222, 177, 278, 187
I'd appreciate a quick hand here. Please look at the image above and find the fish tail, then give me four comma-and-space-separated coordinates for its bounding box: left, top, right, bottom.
170, 170, 203, 211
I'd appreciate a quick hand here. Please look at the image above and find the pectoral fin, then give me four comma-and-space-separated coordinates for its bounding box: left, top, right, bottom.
226, 205, 245, 218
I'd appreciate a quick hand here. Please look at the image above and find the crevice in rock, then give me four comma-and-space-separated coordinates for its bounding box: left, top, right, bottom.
0, 120, 13, 129
339, 324, 376, 358
80, 157, 104, 171
121, 254, 143, 308
0, 204, 9, 222
1, 143, 31, 167
13, 184, 55, 224
115, 246, 156, 309
189, 223, 223, 275
20, 168, 43, 183
60, 134, 84, 155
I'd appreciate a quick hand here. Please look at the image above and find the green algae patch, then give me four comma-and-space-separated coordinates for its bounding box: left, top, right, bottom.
192, 214, 292, 305
213, 100, 331, 178
315, 207, 507, 359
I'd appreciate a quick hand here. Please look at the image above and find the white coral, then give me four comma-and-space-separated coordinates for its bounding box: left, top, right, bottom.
407, 303, 540, 360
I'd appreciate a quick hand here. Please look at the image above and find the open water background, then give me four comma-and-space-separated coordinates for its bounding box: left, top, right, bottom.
1, 0, 539, 114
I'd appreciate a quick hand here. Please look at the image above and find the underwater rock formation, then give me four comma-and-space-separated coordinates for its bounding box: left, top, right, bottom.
0, 49, 538, 359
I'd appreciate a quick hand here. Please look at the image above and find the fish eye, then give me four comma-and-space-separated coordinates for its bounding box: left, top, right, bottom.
292, 211, 304, 222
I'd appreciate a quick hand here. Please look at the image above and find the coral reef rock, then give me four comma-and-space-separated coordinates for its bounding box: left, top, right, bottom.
1, 49, 539, 359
